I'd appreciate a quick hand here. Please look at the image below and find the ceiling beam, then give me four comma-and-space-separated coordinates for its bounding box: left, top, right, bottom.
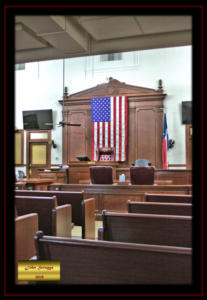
91, 30, 192, 54
15, 29, 192, 64
49, 16, 89, 51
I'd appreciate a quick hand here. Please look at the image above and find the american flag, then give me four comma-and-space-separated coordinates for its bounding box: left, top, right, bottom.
91, 96, 128, 161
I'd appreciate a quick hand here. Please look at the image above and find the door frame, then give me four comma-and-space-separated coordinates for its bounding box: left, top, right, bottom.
26, 130, 51, 178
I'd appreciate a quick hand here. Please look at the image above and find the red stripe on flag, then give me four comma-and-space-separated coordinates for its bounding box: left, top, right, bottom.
119, 96, 122, 161
113, 96, 116, 159
97, 123, 100, 151
92, 122, 94, 160
102, 122, 105, 148
125, 96, 128, 161
108, 122, 111, 148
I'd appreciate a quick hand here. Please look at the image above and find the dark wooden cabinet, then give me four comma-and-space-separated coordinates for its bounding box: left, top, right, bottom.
59, 78, 166, 169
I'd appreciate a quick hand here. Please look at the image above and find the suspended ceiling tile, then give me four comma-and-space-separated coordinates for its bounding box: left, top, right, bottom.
136, 16, 192, 34
77, 16, 142, 40
15, 26, 47, 50
15, 15, 64, 35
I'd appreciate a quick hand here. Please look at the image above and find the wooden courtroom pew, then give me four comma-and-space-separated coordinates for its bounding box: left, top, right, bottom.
145, 193, 192, 203
34, 231, 192, 284
15, 190, 96, 239
98, 211, 192, 247
15, 195, 72, 237
127, 200, 192, 216
15, 212, 38, 284
15, 190, 85, 225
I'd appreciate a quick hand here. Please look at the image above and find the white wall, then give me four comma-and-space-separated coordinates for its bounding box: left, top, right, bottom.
15, 45, 192, 173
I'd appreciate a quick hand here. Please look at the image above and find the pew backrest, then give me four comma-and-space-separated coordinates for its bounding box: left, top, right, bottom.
15, 190, 84, 225
102, 211, 192, 247
145, 193, 192, 203
127, 200, 192, 216
34, 231, 192, 285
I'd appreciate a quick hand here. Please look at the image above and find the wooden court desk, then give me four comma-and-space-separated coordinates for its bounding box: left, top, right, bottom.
38, 168, 69, 183
15, 178, 56, 190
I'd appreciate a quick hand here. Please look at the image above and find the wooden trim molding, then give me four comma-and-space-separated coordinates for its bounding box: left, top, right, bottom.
26, 130, 52, 178
168, 164, 186, 167
15, 130, 24, 166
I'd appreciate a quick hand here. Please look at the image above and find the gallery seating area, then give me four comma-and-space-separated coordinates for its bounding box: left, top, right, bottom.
14, 172, 193, 285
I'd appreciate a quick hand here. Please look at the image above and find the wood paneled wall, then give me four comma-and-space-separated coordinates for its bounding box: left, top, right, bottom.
50, 183, 192, 219
60, 78, 166, 169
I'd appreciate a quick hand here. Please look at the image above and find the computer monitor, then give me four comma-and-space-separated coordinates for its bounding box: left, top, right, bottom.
182, 101, 192, 124
23, 109, 53, 130
76, 156, 91, 161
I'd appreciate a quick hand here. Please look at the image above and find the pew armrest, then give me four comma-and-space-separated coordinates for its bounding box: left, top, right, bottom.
52, 204, 72, 237
98, 227, 104, 240
15, 213, 39, 284
82, 198, 95, 239
15, 213, 39, 260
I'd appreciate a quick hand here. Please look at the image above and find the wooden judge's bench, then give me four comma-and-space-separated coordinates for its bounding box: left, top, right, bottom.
36, 162, 191, 185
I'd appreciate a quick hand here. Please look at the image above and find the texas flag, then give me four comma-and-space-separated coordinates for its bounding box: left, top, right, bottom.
162, 113, 169, 169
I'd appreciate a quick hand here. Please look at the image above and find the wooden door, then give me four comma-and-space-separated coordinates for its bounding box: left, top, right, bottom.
63, 110, 90, 163
135, 107, 163, 168
26, 131, 51, 178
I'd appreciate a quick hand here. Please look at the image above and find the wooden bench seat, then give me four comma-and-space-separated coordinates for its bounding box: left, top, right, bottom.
34, 231, 192, 285
128, 200, 192, 216
99, 211, 192, 247
15, 195, 72, 237
145, 193, 192, 203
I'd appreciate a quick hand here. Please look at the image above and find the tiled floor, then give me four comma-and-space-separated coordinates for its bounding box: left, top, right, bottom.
72, 221, 103, 239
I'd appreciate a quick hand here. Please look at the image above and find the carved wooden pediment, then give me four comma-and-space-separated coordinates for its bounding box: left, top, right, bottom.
62, 77, 165, 102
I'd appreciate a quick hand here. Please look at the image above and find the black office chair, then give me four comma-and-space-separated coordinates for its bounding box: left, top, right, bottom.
18, 170, 26, 179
